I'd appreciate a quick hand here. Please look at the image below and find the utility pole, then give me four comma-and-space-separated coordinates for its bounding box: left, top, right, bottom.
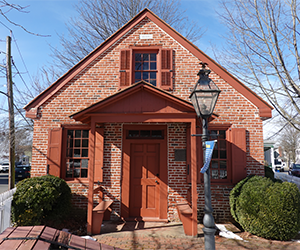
6, 35, 15, 189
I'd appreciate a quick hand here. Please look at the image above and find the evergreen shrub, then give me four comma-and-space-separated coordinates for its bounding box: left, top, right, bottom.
12, 175, 72, 226
230, 175, 300, 241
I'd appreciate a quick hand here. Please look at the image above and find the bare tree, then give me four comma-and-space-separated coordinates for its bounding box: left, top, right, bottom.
217, 0, 300, 131
50, 0, 204, 73
279, 123, 300, 165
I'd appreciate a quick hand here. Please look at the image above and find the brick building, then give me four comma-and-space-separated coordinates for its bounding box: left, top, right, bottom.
24, 9, 272, 235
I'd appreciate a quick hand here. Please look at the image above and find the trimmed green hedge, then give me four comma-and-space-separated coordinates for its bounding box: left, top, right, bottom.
12, 175, 72, 226
230, 175, 300, 241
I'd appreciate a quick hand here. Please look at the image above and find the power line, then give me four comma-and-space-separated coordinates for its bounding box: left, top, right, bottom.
0, 91, 33, 129
12, 59, 34, 99
11, 33, 35, 89
0, 20, 12, 32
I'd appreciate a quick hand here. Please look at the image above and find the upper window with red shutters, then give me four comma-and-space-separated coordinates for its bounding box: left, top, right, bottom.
119, 47, 173, 90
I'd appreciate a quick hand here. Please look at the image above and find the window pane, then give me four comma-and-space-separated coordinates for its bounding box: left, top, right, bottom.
220, 150, 227, 159
143, 62, 149, 70
82, 149, 88, 157
150, 62, 156, 70
75, 139, 81, 147
82, 130, 89, 138
142, 72, 148, 80
74, 149, 80, 157
150, 53, 156, 61
128, 130, 139, 137
212, 169, 219, 179
75, 130, 81, 138
81, 169, 88, 178
82, 159, 88, 168
150, 72, 156, 79
212, 149, 218, 159
74, 169, 80, 178
152, 130, 163, 138
219, 130, 226, 139
135, 53, 141, 61
82, 139, 88, 147
220, 160, 227, 169
212, 161, 218, 168
220, 170, 227, 179
135, 72, 141, 81
135, 62, 142, 70
66, 169, 73, 178
143, 53, 149, 61
67, 130, 74, 137
140, 130, 151, 137
210, 130, 218, 139
150, 80, 156, 86
74, 159, 81, 168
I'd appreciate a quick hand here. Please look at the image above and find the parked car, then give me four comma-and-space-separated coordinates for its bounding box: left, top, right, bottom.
0, 162, 9, 173
274, 159, 286, 172
15, 165, 31, 181
289, 163, 300, 177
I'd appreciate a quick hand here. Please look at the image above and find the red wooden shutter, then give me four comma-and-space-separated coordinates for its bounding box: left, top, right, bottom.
47, 127, 62, 177
94, 127, 104, 182
119, 49, 131, 87
160, 49, 173, 90
229, 128, 247, 184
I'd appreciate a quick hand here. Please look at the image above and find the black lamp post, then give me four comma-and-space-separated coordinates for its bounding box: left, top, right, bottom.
189, 62, 221, 250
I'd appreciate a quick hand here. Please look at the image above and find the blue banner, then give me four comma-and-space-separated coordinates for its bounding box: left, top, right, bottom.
200, 140, 217, 174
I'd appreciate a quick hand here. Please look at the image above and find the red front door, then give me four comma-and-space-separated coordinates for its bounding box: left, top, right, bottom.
129, 143, 160, 218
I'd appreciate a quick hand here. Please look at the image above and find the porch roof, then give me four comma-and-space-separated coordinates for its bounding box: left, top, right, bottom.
70, 81, 199, 124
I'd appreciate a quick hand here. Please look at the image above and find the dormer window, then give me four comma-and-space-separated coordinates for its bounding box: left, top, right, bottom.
119, 47, 173, 90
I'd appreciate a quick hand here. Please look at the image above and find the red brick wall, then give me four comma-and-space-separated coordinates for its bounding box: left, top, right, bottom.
30, 17, 265, 222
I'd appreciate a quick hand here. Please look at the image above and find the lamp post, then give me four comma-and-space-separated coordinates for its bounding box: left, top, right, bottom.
189, 62, 221, 250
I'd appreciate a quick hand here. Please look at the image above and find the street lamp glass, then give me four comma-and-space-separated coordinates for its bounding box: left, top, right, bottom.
189, 68, 221, 117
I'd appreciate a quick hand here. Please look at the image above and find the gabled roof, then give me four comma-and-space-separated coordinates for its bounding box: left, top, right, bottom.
71, 80, 196, 123
24, 8, 272, 119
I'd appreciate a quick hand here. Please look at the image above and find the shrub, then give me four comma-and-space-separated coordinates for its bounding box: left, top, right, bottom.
12, 175, 72, 226
230, 175, 300, 241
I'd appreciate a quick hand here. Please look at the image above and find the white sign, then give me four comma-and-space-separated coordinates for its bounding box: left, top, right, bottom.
140, 34, 153, 39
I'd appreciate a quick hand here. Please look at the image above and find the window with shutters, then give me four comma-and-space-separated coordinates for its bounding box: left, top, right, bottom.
209, 130, 229, 182
65, 128, 89, 179
199, 127, 247, 184
119, 47, 173, 90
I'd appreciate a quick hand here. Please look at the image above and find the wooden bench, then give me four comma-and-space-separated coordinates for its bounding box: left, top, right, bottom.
0, 225, 122, 249
92, 199, 114, 235
176, 203, 193, 236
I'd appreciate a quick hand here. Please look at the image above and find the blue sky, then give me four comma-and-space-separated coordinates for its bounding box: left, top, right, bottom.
0, 0, 226, 86
0, 0, 276, 139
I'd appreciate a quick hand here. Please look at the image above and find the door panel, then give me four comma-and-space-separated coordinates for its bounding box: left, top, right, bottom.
130, 143, 160, 218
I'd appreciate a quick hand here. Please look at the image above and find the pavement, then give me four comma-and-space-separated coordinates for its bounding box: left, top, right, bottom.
92, 221, 300, 250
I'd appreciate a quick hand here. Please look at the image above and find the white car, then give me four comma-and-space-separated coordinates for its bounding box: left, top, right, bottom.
0, 162, 9, 173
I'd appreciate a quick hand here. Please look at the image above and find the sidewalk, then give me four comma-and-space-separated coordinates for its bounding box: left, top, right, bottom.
93, 221, 300, 250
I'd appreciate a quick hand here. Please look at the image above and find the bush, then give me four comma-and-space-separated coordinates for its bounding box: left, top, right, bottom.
12, 175, 72, 226
230, 175, 300, 241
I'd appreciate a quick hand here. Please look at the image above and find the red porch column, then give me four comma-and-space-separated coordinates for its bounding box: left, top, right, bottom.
191, 119, 198, 236
87, 119, 96, 234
